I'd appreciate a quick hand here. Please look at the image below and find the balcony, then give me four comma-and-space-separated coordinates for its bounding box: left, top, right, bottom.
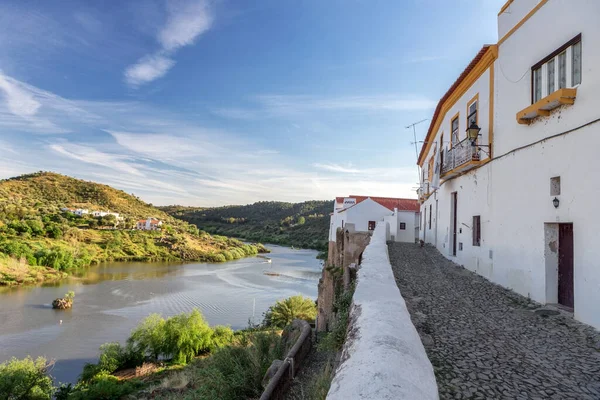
441, 138, 482, 179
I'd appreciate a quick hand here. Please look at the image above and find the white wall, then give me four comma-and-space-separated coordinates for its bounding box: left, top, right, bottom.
497, 0, 543, 38
495, 0, 600, 157
342, 198, 393, 233
420, 0, 600, 330
326, 225, 439, 400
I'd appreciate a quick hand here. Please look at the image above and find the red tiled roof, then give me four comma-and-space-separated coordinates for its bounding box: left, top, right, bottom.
336, 195, 419, 212
417, 45, 492, 165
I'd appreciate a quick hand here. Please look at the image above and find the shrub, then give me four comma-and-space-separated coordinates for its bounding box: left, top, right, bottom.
70, 371, 136, 400
128, 313, 166, 361
194, 332, 283, 400
211, 325, 234, 350
263, 295, 317, 328
164, 309, 214, 364
0, 356, 53, 400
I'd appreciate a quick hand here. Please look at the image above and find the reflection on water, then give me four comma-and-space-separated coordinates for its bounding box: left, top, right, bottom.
0, 245, 321, 384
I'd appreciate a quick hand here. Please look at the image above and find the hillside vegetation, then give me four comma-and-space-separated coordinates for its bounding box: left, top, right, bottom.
162, 200, 333, 252
0, 172, 266, 286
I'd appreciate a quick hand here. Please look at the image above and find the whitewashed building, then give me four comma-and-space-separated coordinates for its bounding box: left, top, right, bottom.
418, 0, 600, 329
329, 196, 419, 243
136, 218, 162, 231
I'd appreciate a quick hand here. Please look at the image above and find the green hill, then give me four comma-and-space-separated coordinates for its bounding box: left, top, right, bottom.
0, 172, 265, 286
161, 200, 333, 252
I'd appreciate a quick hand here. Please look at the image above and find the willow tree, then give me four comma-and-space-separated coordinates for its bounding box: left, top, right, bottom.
263, 295, 316, 328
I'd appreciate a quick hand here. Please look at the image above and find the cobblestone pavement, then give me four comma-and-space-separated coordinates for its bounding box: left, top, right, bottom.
388, 242, 600, 400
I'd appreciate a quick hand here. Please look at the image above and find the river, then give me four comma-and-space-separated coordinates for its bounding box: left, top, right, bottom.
0, 245, 321, 384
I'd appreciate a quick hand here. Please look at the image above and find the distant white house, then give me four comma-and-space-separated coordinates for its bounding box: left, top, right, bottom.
61, 207, 89, 216
136, 218, 162, 231
92, 211, 121, 219
329, 196, 420, 243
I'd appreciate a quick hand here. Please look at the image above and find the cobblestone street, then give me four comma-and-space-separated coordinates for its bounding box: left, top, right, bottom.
388, 242, 600, 400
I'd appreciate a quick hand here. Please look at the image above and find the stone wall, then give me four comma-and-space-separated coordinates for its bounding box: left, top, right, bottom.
317, 226, 371, 332
326, 223, 439, 400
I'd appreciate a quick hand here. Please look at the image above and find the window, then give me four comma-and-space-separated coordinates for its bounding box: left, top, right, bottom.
551, 176, 561, 196
467, 99, 478, 126
428, 205, 432, 230
473, 216, 481, 246
440, 132, 444, 168
533, 67, 542, 102
368, 221, 376, 231
572, 41, 582, 86
558, 51, 566, 89
547, 59, 555, 95
400, 222, 406, 230
451, 115, 459, 147
531, 34, 581, 104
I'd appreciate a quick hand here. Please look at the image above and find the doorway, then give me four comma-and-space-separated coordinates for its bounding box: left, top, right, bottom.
434, 199, 438, 247
450, 192, 457, 256
558, 223, 574, 308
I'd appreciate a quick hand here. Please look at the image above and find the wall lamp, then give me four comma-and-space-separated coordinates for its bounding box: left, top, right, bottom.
466, 121, 491, 156
553, 197, 560, 209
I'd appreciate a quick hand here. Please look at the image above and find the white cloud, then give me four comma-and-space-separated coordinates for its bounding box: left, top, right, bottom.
49, 142, 143, 176
0, 73, 41, 117
158, 0, 213, 51
124, 54, 176, 86
124, 0, 213, 87
313, 163, 360, 174
257, 94, 437, 114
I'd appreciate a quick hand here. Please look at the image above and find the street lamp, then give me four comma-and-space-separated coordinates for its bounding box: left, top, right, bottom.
466, 121, 491, 156
466, 121, 481, 144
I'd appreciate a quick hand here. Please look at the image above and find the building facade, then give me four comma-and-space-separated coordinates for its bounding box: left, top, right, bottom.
418, 0, 600, 329
136, 218, 162, 231
329, 196, 419, 244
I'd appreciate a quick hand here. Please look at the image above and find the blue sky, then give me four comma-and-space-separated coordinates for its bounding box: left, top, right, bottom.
0, 0, 503, 206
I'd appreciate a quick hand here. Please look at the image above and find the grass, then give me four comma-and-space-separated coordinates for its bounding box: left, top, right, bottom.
0, 254, 66, 286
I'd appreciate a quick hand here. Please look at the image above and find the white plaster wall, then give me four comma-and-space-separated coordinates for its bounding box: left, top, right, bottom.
495, 0, 600, 156
396, 210, 417, 243
342, 198, 392, 232
326, 225, 439, 400
497, 0, 543, 38
420, 122, 600, 330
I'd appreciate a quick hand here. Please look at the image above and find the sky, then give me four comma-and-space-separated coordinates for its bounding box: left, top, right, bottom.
0, 0, 504, 206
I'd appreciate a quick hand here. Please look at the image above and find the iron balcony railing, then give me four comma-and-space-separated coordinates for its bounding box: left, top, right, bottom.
442, 138, 480, 175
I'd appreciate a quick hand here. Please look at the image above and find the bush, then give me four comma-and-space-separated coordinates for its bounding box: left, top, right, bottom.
194, 332, 283, 400
263, 295, 317, 328
70, 371, 136, 400
128, 313, 166, 361
164, 309, 214, 364
0, 356, 54, 400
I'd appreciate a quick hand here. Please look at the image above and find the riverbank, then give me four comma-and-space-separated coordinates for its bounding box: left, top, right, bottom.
0, 234, 269, 287
0, 245, 321, 384
0, 254, 67, 286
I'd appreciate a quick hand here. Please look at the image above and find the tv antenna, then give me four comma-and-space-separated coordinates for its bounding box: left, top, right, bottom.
405, 118, 429, 189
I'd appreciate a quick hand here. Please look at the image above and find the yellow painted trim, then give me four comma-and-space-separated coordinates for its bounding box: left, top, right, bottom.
498, 0, 514, 15
440, 158, 492, 183
449, 112, 460, 149
488, 63, 494, 158
498, 0, 549, 46
516, 88, 577, 124
418, 45, 497, 166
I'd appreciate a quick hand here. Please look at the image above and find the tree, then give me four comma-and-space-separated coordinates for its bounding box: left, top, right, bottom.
0, 356, 54, 400
263, 295, 317, 328
128, 313, 166, 361
297, 216, 306, 225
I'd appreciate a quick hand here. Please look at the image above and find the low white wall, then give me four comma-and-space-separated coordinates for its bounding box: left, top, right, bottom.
326, 224, 439, 400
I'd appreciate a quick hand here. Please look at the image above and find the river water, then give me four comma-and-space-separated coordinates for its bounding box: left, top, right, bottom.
0, 245, 321, 384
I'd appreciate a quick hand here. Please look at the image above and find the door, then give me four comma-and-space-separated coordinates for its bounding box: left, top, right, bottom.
434, 199, 438, 247
451, 192, 457, 256
558, 223, 574, 308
